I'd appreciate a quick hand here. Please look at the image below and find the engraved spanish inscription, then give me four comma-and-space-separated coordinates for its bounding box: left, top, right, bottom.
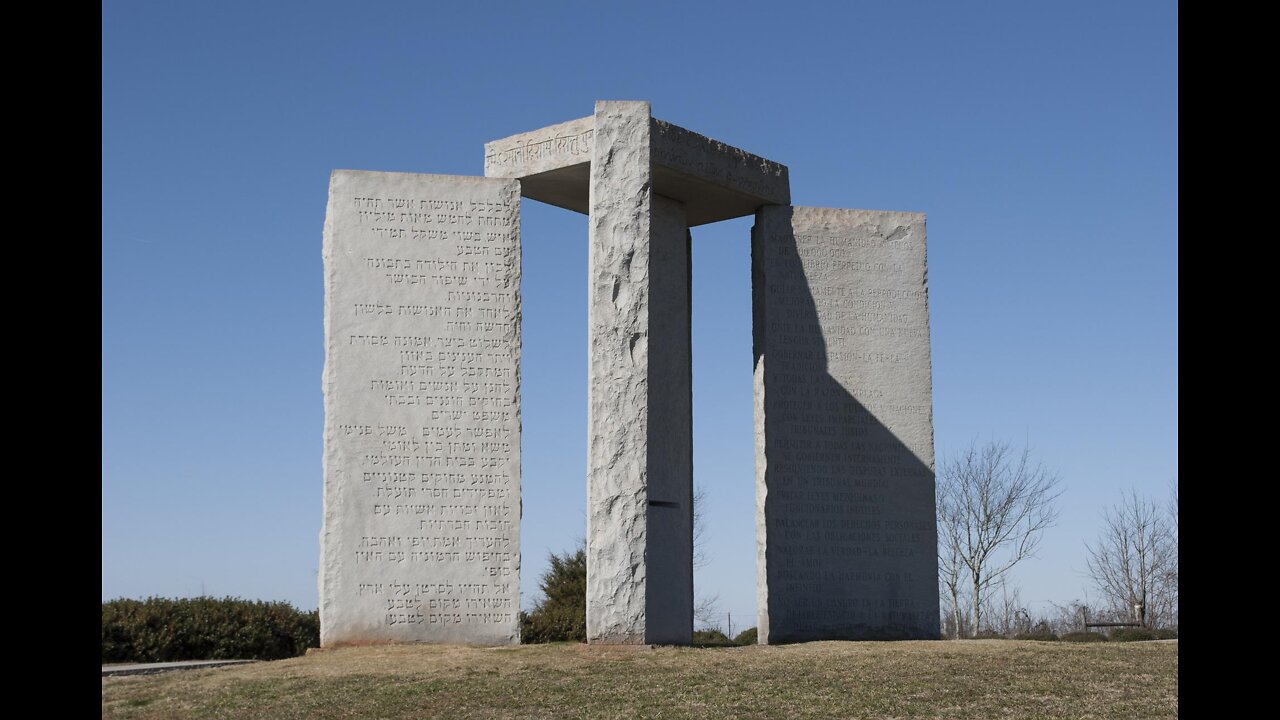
754, 206, 939, 643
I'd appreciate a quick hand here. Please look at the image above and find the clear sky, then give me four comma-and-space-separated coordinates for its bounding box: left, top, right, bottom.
102, 1, 1178, 629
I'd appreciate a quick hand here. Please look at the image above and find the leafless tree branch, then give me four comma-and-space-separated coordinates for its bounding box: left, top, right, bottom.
693, 484, 709, 570
936, 439, 1062, 636
1085, 487, 1177, 629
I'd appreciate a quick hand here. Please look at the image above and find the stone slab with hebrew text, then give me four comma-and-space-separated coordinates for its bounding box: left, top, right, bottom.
321, 169, 521, 646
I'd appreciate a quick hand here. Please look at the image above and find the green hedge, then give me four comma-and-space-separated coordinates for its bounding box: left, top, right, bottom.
1108, 628, 1158, 642
733, 627, 758, 645
692, 629, 734, 646
1060, 631, 1108, 643
520, 545, 586, 643
1014, 631, 1059, 641
102, 596, 319, 663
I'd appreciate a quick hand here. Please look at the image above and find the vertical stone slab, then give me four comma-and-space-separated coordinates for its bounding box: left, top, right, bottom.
643, 199, 693, 644
321, 170, 521, 646
587, 101, 693, 644
754, 206, 939, 643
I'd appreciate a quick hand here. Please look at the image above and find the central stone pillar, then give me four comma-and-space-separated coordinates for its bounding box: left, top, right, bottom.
586, 101, 693, 644
483, 101, 788, 645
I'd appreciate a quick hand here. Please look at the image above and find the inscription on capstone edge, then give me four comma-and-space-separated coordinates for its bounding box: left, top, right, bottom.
321, 170, 521, 646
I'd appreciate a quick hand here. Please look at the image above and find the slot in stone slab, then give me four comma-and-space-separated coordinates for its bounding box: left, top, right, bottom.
586, 101, 693, 645
640, 196, 693, 645
321, 169, 521, 646
753, 206, 940, 643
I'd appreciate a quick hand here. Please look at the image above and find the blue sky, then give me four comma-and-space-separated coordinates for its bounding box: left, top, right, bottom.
102, 1, 1178, 628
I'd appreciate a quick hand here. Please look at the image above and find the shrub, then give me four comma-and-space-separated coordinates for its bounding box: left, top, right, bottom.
520, 544, 586, 643
101, 596, 319, 663
973, 630, 1007, 639
733, 627, 758, 645
1154, 628, 1178, 639
1014, 630, 1059, 641
1109, 628, 1157, 642
1061, 631, 1108, 643
692, 629, 733, 646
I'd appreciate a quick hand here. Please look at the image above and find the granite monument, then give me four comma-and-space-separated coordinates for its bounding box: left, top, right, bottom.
320, 101, 938, 647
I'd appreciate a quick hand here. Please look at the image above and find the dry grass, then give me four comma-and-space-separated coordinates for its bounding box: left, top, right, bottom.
101, 639, 1178, 719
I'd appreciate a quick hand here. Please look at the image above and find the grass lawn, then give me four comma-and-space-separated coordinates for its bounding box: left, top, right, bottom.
101, 640, 1178, 719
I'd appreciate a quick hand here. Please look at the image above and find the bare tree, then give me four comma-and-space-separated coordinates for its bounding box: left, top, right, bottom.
1043, 599, 1097, 636
691, 484, 720, 631
1166, 479, 1178, 627
989, 580, 1030, 636
939, 602, 970, 641
693, 484, 710, 570
937, 489, 969, 638
1085, 488, 1177, 629
693, 592, 721, 631
936, 439, 1062, 636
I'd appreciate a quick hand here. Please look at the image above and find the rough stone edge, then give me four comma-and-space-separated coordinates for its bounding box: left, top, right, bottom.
586, 100, 652, 645
651, 118, 790, 205
750, 210, 774, 644
319, 169, 342, 649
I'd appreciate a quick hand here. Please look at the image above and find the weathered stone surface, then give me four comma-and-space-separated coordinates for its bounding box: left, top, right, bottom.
650, 119, 789, 226
484, 107, 788, 226
642, 196, 693, 644
753, 206, 939, 643
483, 116, 594, 215
480, 101, 793, 645
484, 115, 595, 178
321, 169, 521, 646
586, 101, 693, 645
